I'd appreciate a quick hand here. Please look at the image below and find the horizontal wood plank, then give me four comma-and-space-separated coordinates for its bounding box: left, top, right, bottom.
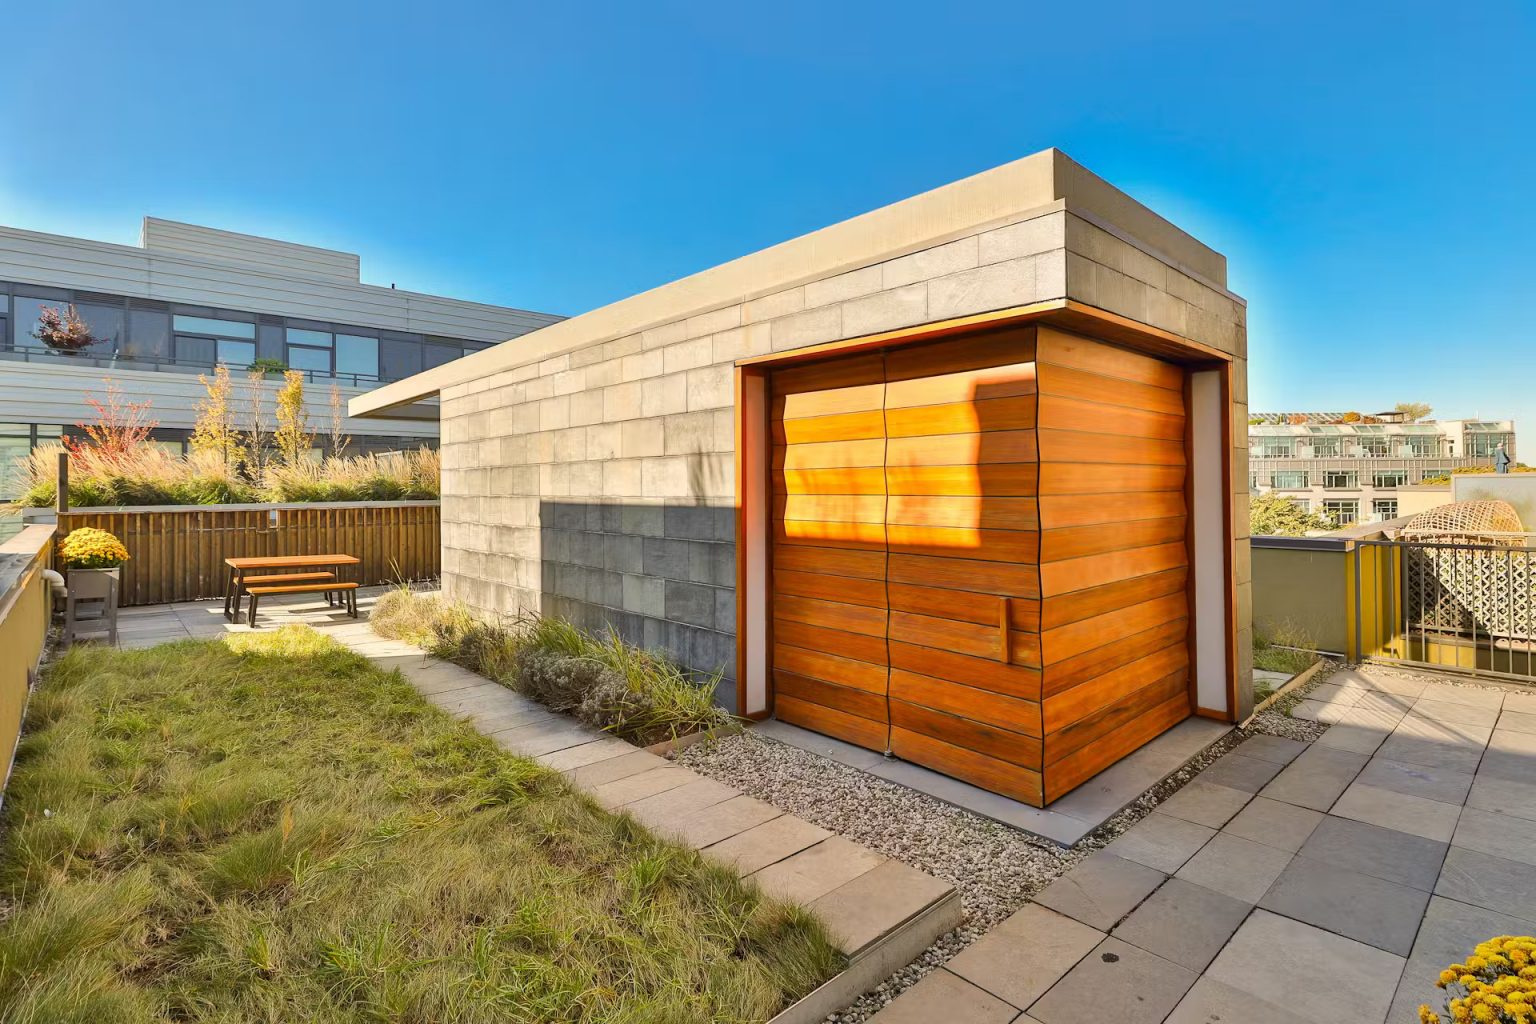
888, 524, 1040, 564
1038, 463, 1185, 495
776, 670, 888, 722
774, 620, 890, 668
774, 382, 884, 420
889, 583, 1041, 632
885, 327, 1036, 381
771, 353, 884, 394
1039, 516, 1188, 562
1035, 363, 1185, 416
884, 395, 1036, 438
889, 641, 1042, 702
774, 438, 886, 471
1041, 617, 1188, 696
1037, 490, 1185, 530
774, 593, 887, 637
777, 467, 887, 496
890, 726, 1043, 806
1041, 567, 1187, 629
1035, 327, 1186, 391
1039, 542, 1188, 597
1037, 429, 1186, 467
773, 568, 888, 608
890, 670, 1042, 738
887, 463, 1039, 496
1043, 692, 1188, 802
1036, 393, 1185, 440
776, 493, 886, 524
773, 409, 886, 445
887, 430, 1037, 467
887, 495, 1040, 531
773, 642, 888, 692
1042, 592, 1190, 665
777, 695, 889, 753
773, 519, 886, 551
1044, 669, 1188, 764
891, 699, 1043, 769
773, 544, 887, 580
1043, 642, 1190, 731
888, 553, 1040, 600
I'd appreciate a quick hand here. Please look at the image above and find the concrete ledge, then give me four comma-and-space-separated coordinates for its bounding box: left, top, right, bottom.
767, 888, 965, 1024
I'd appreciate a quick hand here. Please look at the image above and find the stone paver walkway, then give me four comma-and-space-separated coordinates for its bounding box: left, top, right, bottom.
870, 665, 1536, 1024
104, 591, 962, 992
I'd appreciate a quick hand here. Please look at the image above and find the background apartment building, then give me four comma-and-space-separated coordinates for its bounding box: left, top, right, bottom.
1248, 411, 1516, 525
0, 217, 561, 495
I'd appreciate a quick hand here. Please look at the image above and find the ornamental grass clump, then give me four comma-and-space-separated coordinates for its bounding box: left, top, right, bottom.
1421, 936, 1536, 1023
57, 527, 130, 570
370, 588, 734, 745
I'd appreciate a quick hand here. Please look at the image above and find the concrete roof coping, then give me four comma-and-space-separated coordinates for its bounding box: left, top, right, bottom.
351, 148, 1228, 416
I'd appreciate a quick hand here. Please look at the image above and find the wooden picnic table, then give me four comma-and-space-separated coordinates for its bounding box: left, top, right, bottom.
223, 554, 361, 621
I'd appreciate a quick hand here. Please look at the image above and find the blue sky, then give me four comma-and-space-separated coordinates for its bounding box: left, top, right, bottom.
2, 1, 1532, 426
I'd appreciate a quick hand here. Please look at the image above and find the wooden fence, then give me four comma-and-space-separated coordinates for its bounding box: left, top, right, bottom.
53, 502, 439, 606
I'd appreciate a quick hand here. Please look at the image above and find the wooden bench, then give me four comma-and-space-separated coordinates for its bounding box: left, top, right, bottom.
246, 581, 359, 625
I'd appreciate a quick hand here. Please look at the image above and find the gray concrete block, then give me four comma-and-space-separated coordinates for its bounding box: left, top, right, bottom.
1298, 815, 1447, 891
1106, 812, 1215, 873
1111, 877, 1252, 971
1331, 781, 1461, 842
1034, 852, 1166, 931
664, 579, 717, 629
867, 968, 1018, 1024
1158, 780, 1252, 828
1174, 832, 1291, 904
947, 903, 1103, 1010
1030, 937, 1197, 1024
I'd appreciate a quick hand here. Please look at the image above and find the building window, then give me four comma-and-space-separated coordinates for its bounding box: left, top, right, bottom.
286, 328, 333, 375
1272, 470, 1309, 489
1373, 499, 1399, 520
1401, 437, 1439, 457
1254, 437, 1294, 458
173, 314, 256, 366
1359, 438, 1391, 457
1308, 440, 1342, 458
1323, 500, 1359, 526
1323, 470, 1359, 489
1373, 470, 1408, 488
335, 334, 378, 379
1467, 433, 1514, 458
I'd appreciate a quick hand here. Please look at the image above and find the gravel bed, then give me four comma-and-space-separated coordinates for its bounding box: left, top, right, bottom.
678, 722, 1249, 1022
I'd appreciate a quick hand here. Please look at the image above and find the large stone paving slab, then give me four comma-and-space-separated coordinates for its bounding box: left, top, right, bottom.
1220, 795, 1323, 852
947, 904, 1104, 1010
751, 836, 886, 904
1203, 910, 1404, 1024
1166, 975, 1310, 1024
1033, 851, 1166, 930
1105, 811, 1214, 873
1466, 774, 1536, 821
1110, 877, 1251, 971
1259, 743, 1368, 811
1451, 806, 1536, 866
1258, 856, 1431, 955
1296, 815, 1447, 891
1029, 937, 1197, 1024
1156, 780, 1251, 828
1174, 832, 1291, 903
808, 859, 958, 955
1331, 781, 1462, 842
1357, 755, 1474, 805
1434, 845, 1536, 917
703, 814, 831, 874
867, 967, 1020, 1024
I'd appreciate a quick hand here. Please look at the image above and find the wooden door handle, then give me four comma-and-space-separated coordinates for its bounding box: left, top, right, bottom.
998, 596, 1010, 664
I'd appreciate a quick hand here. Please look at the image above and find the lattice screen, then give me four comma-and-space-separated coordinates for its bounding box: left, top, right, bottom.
1398, 499, 1533, 642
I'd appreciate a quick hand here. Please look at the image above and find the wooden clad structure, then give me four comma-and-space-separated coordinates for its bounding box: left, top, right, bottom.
761, 323, 1205, 807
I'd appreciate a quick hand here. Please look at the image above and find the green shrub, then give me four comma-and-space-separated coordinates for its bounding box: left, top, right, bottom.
371, 589, 734, 745
1254, 620, 1319, 676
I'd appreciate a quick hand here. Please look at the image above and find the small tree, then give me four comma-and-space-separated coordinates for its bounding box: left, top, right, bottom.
31, 304, 96, 352
190, 365, 245, 468
328, 384, 351, 459
244, 368, 272, 478
1394, 401, 1432, 422
1251, 492, 1332, 537
68, 380, 156, 461
274, 370, 313, 465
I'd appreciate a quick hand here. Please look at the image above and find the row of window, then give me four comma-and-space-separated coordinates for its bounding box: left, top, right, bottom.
0, 283, 494, 383
1262, 469, 1412, 490
1251, 438, 1447, 458
1272, 496, 1398, 527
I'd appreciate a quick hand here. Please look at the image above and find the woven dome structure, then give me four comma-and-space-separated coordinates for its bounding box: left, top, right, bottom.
1400, 499, 1524, 542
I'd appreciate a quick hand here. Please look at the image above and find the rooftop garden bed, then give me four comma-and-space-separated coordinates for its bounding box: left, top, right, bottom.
370, 589, 736, 747
0, 627, 838, 1022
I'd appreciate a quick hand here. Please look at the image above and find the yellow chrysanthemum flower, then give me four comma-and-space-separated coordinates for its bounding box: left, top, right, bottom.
59, 526, 130, 570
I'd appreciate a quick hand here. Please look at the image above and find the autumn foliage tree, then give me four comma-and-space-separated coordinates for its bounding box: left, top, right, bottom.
274, 370, 314, 465
67, 380, 156, 461
190, 365, 245, 468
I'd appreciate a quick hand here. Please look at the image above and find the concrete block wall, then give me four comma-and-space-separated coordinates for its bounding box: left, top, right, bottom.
437, 203, 1248, 711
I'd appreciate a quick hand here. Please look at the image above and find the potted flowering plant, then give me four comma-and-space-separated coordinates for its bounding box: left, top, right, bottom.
59, 526, 131, 600
31, 304, 97, 354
